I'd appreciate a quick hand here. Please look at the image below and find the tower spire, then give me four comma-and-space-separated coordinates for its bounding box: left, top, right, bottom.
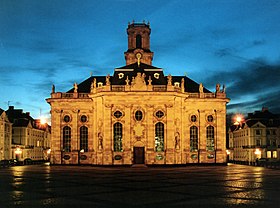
124, 21, 154, 65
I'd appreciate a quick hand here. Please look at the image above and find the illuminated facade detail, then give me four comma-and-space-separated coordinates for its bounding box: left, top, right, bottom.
4, 106, 51, 163
63, 126, 71, 152
47, 22, 229, 165
0, 109, 12, 160
229, 108, 280, 164
190, 126, 198, 152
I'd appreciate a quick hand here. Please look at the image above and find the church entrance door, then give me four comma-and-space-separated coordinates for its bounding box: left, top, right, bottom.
133, 147, 145, 164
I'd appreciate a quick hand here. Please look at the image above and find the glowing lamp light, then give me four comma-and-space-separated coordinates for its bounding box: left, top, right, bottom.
47, 149, 51, 154
80, 149, 85, 153
254, 148, 261, 155
226, 150, 230, 155
40, 116, 47, 125
233, 114, 244, 125
15, 147, 22, 155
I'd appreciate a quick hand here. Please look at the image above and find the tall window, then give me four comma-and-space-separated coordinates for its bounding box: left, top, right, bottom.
155, 122, 164, 152
114, 122, 123, 152
80, 126, 88, 152
206, 126, 214, 151
63, 126, 71, 152
190, 126, 198, 152
136, 34, 142, 48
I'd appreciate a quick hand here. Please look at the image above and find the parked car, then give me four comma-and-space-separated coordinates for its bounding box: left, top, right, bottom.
0, 160, 10, 167
9, 159, 18, 166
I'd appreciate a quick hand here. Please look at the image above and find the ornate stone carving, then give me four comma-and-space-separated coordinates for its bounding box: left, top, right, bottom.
175, 131, 180, 150
106, 74, 110, 86
167, 74, 172, 86
133, 123, 145, 139
131, 72, 147, 91
98, 132, 103, 150
74, 83, 78, 93
199, 83, 204, 93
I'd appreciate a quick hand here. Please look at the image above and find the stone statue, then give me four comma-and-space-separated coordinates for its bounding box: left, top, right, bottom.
106, 74, 110, 86
148, 76, 152, 85
216, 83, 220, 93
98, 132, 103, 150
125, 76, 130, 85
222, 84, 226, 93
167, 74, 172, 86
52, 84, 55, 93
74, 83, 78, 93
175, 131, 180, 149
141, 73, 146, 84
199, 83, 204, 93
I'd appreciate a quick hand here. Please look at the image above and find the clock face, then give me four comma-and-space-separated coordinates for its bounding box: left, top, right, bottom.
136, 52, 142, 59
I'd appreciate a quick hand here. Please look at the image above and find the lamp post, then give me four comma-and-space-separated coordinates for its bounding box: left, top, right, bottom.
14, 147, 22, 164
254, 148, 261, 165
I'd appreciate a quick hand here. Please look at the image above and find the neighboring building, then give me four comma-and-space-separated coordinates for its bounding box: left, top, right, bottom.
6, 106, 51, 163
47, 22, 229, 166
0, 108, 12, 160
229, 108, 280, 164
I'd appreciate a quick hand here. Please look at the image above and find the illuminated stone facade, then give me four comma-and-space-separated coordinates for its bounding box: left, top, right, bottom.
0, 109, 12, 160
229, 108, 280, 164
47, 22, 229, 165
6, 106, 51, 163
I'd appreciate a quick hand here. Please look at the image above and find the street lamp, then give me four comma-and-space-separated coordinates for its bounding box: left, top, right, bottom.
14, 147, 22, 163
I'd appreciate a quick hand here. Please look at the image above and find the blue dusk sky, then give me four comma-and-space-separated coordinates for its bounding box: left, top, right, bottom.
0, 0, 280, 122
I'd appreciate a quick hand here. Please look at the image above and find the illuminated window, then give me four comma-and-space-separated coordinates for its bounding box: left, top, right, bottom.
273, 151, 277, 158
190, 126, 198, 152
80, 126, 88, 152
118, 73, 124, 79
154, 73, 160, 79
267, 151, 271, 158
206, 126, 214, 151
155, 122, 164, 152
191, 115, 197, 122
114, 122, 122, 152
63, 126, 71, 152
135, 110, 143, 121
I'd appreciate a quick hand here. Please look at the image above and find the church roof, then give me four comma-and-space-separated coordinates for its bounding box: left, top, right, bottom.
67, 62, 211, 93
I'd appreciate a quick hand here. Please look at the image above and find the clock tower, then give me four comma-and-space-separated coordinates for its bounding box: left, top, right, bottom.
124, 21, 154, 65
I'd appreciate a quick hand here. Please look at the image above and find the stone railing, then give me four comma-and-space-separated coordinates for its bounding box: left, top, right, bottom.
50, 86, 225, 99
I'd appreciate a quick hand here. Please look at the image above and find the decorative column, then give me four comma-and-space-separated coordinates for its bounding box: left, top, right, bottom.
165, 103, 174, 164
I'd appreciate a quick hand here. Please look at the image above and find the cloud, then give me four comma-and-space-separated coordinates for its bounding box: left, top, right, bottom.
204, 58, 280, 113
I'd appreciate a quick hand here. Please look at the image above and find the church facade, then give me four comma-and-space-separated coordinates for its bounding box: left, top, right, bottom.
46, 22, 229, 165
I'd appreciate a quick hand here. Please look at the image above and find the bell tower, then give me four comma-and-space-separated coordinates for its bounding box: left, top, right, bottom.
124, 21, 154, 65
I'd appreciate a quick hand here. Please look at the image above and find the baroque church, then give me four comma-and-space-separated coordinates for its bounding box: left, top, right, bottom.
47, 22, 229, 165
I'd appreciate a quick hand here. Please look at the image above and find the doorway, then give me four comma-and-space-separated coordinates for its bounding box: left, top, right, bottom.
133, 147, 145, 164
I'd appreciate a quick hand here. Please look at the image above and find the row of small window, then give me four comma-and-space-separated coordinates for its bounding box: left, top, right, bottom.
63, 113, 215, 123
62, 124, 215, 153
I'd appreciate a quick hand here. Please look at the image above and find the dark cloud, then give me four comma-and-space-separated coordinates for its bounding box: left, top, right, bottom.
204, 58, 280, 113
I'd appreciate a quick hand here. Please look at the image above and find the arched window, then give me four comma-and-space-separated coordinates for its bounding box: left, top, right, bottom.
63, 126, 71, 152
114, 122, 123, 152
206, 126, 215, 151
190, 126, 198, 152
80, 126, 88, 152
136, 34, 142, 48
155, 122, 164, 152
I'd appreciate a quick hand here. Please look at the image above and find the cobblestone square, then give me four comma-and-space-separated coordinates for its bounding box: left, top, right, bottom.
0, 164, 279, 207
